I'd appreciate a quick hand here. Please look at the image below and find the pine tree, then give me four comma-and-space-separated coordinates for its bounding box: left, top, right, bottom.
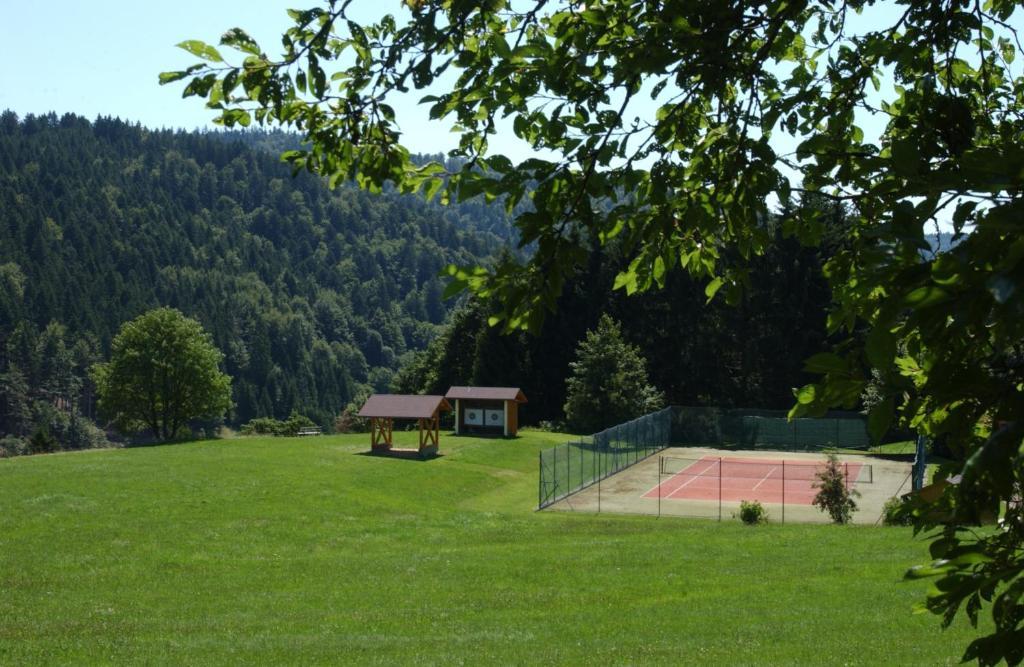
563, 315, 664, 434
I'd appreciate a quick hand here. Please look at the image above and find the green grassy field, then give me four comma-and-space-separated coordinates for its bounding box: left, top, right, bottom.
0, 431, 981, 664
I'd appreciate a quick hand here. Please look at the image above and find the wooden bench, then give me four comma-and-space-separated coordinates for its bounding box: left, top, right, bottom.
297, 426, 322, 437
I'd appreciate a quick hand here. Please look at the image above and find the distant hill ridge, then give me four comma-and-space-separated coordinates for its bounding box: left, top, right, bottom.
0, 110, 509, 428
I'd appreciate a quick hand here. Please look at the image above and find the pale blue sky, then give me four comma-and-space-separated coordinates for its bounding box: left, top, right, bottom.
0, 1, 456, 146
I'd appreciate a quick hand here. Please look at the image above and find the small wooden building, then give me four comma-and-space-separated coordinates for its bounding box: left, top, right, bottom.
445, 386, 527, 437
357, 394, 452, 458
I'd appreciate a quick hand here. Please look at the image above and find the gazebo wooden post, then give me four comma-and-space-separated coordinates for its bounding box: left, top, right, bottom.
371, 416, 394, 451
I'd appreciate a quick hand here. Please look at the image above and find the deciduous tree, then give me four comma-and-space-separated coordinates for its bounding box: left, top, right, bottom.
92, 308, 232, 440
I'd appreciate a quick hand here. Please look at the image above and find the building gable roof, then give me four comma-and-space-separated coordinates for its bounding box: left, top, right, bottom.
357, 394, 452, 419
445, 386, 527, 403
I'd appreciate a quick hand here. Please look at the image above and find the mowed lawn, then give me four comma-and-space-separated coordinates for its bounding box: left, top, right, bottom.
0, 431, 980, 664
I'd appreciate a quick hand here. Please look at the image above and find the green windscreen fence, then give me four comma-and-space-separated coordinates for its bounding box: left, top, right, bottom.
670, 406, 871, 450
539, 406, 872, 509
538, 408, 672, 509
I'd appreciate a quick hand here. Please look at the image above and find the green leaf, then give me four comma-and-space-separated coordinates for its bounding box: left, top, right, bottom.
423, 177, 444, 202
704, 277, 724, 302
442, 279, 467, 300
803, 352, 848, 374
902, 286, 950, 309
177, 40, 224, 63
220, 27, 261, 55
158, 64, 204, 86
653, 255, 666, 286
865, 327, 896, 368
795, 384, 816, 405
891, 138, 918, 177
867, 397, 894, 444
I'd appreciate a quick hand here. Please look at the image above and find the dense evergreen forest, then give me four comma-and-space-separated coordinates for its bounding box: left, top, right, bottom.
395, 209, 848, 426
0, 111, 509, 444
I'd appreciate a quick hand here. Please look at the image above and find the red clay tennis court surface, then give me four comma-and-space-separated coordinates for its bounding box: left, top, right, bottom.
644, 455, 866, 505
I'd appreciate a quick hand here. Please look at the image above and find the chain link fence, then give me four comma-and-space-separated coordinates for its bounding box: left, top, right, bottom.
539, 406, 878, 510
538, 408, 671, 509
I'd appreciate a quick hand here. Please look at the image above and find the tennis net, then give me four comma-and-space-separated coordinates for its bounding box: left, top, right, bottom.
660, 456, 874, 484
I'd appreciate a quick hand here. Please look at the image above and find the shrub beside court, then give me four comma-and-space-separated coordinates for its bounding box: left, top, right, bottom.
0, 431, 982, 663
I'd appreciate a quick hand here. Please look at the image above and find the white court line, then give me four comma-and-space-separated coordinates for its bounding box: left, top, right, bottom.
665, 459, 722, 499
644, 458, 720, 497
751, 466, 779, 491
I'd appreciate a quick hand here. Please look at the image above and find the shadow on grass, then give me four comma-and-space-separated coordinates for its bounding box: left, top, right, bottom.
353, 450, 446, 462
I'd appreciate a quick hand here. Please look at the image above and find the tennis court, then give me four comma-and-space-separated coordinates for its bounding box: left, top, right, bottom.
646, 455, 869, 505
547, 447, 912, 524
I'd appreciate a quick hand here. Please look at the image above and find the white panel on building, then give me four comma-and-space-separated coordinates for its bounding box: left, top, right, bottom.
485, 409, 503, 427
464, 408, 483, 426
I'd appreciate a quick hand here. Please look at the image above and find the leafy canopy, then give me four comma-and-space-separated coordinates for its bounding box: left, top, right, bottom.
92, 308, 232, 440
166, 1, 1024, 662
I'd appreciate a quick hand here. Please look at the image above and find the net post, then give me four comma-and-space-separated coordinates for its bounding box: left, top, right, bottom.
782, 460, 786, 525
718, 456, 723, 521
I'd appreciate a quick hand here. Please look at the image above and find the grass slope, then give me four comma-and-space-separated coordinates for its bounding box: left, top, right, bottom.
1, 431, 979, 664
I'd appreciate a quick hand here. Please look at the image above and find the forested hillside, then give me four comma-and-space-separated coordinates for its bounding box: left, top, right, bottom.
0, 111, 507, 433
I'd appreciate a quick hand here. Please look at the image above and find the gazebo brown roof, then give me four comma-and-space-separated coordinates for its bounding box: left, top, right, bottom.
357, 394, 451, 458
358, 394, 452, 419
445, 386, 526, 403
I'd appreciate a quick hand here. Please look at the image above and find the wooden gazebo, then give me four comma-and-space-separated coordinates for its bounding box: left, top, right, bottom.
357, 394, 452, 458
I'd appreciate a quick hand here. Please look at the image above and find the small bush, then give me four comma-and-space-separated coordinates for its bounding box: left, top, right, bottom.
240, 417, 280, 436
736, 500, 768, 525
535, 420, 566, 433
334, 405, 366, 433
240, 412, 318, 437
0, 435, 26, 458
812, 451, 860, 524
882, 495, 914, 526
279, 412, 317, 436
27, 427, 57, 454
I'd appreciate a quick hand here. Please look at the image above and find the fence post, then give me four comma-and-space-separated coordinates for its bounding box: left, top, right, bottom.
657, 456, 661, 518
782, 460, 786, 525
718, 456, 723, 521
538, 452, 542, 509
565, 443, 570, 495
